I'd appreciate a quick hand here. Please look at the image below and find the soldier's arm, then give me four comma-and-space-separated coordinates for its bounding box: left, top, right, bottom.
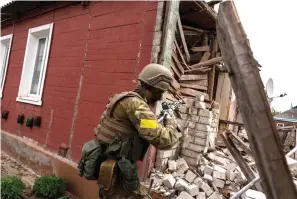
120, 97, 179, 150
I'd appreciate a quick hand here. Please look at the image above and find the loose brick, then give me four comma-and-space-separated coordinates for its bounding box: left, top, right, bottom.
157, 149, 176, 158
213, 178, 225, 189
208, 153, 227, 166
183, 97, 195, 106
203, 174, 213, 184
184, 170, 197, 183
155, 158, 168, 171
175, 179, 190, 191
177, 191, 194, 199
203, 165, 214, 175
196, 192, 206, 199
162, 174, 176, 189
213, 170, 226, 181
176, 158, 189, 174
198, 109, 213, 118
168, 160, 177, 172
193, 177, 203, 186
183, 155, 199, 166
200, 182, 213, 196
188, 184, 199, 196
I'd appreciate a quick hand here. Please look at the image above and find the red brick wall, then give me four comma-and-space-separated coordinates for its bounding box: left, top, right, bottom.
1, 1, 159, 162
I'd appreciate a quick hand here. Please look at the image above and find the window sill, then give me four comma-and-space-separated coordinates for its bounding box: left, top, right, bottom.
16, 97, 42, 106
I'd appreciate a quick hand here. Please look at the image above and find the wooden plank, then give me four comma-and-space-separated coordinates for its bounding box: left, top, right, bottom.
171, 60, 181, 79
180, 74, 207, 81
180, 79, 208, 87
189, 57, 223, 69
174, 40, 188, 69
200, 52, 211, 63
182, 25, 209, 33
192, 46, 210, 52
208, 38, 218, 101
180, 88, 207, 97
221, 131, 263, 191
172, 51, 185, 74
177, 15, 190, 62
217, 2, 297, 198
180, 83, 207, 91
171, 78, 180, 90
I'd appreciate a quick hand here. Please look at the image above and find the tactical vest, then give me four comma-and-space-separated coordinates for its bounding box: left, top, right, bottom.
95, 91, 142, 144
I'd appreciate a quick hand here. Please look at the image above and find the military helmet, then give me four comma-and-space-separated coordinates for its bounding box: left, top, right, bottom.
138, 64, 173, 91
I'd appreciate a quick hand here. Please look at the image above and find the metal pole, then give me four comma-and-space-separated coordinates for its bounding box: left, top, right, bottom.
230, 146, 297, 199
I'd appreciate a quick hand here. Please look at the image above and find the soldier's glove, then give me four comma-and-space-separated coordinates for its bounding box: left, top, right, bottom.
163, 110, 178, 129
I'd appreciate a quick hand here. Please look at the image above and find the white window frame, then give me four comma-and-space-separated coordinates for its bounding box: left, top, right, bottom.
17, 23, 54, 106
0, 34, 13, 98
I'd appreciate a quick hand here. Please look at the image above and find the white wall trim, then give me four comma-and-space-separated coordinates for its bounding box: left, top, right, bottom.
0, 33, 13, 98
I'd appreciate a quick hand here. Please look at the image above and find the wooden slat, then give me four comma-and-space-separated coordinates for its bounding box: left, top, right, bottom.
171, 78, 180, 90
172, 52, 185, 74
177, 14, 190, 61
192, 46, 210, 52
180, 74, 207, 81
217, 2, 297, 198
180, 83, 207, 91
208, 38, 218, 101
171, 60, 181, 79
174, 40, 189, 69
200, 52, 211, 63
182, 25, 209, 33
180, 79, 208, 87
189, 57, 223, 69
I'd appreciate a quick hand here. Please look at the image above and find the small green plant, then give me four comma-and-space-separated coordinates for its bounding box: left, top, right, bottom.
1, 176, 25, 199
33, 175, 66, 199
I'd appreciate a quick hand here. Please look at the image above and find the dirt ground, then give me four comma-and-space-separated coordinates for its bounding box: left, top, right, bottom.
1, 152, 78, 199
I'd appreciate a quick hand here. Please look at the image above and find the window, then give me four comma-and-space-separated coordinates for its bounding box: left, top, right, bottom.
17, 23, 53, 106
0, 34, 13, 98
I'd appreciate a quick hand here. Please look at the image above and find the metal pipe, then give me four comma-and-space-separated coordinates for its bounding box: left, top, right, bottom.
230, 146, 297, 199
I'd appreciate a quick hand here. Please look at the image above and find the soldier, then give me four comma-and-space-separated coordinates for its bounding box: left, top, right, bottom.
95, 63, 179, 199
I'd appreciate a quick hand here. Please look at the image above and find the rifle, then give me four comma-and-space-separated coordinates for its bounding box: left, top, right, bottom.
157, 100, 185, 132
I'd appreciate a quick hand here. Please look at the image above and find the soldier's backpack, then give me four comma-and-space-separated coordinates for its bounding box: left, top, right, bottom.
77, 139, 106, 180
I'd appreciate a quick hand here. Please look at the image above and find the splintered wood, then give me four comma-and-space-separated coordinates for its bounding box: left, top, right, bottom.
170, 13, 223, 101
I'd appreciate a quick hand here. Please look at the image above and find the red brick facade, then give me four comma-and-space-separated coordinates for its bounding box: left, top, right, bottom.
1, 1, 159, 162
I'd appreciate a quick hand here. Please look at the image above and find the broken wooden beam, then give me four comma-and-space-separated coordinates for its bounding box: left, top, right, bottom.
217, 1, 297, 198
182, 25, 209, 33
228, 131, 253, 156
208, 38, 218, 101
172, 52, 185, 74
180, 74, 207, 81
191, 46, 210, 52
189, 57, 223, 69
171, 60, 181, 79
177, 14, 190, 62
180, 83, 207, 91
200, 51, 211, 63
221, 131, 263, 191
174, 40, 189, 69
180, 79, 208, 88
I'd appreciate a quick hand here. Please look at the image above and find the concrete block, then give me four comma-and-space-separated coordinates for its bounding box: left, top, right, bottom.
193, 177, 203, 187
157, 149, 176, 158
195, 101, 206, 109
162, 174, 176, 189
213, 178, 225, 189
203, 174, 213, 184
207, 192, 221, 199
187, 143, 205, 152
177, 191, 194, 199
198, 116, 212, 125
176, 158, 189, 174
196, 192, 206, 199
168, 160, 177, 171
196, 123, 212, 132
188, 184, 199, 196
242, 189, 266, 199
189, 107, 198, 115
213, 170, 226, 181
200, 182, 213, 196
198, 109, 213, 118
203, 165, 214, 175
184, 170, 197, 183
175, 179, 190, 191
